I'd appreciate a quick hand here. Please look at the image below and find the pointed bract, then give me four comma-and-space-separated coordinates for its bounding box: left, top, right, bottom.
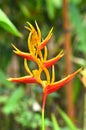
8, 76, 38, 84
45, 68, 82, 95
38, 28, 53, 50
44, 50, 64, 68
14, 51, 36, 61
12, 44, 36, 61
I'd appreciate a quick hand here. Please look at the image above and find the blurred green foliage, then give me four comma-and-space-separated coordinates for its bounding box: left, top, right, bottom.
57, 106, 77, 130
51, 106, 78, 130
0, 0, 86, 130
69, 4, 86, 55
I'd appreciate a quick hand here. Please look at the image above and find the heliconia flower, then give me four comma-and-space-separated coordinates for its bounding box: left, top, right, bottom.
7, 21, 82, 130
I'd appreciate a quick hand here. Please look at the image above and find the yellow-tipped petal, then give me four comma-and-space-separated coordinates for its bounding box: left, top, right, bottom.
44, 50, 64, 68
27, 22, 40, 54
7, 78, 13, 82
80, 68, 86, 87
51, 65, 55, 83
26, 21, 35, 31
38, 27, 53, 50
35, 20, 41, 43
24, 59, 33, 76
44, 46, 48, 61
25, 26, 32, 31
12, 43, 22, 55
11, 44, 20, 52
13, 50, 19, 54
59, 50, 64, 57
28, 32, 33, 54
25, 22, 36, 33
38, 50, 43, 62
12, 44, 36, 61
41, 65, 50, 85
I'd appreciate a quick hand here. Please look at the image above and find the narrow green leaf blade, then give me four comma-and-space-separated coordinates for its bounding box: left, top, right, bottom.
57, 106, 77, 130
0, 9, 22, 37
51, 113, 60, 130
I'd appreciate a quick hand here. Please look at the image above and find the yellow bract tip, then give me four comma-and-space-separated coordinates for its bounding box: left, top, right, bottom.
7, 78, 12, 81
26, 21, 35, 30
78, 67, 83, 73
11, 44, 19, 52
13, 50, 19, 54
59, 50, 64, 57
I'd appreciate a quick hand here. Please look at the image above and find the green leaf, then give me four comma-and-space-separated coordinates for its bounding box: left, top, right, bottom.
69, 5, 86, 54
51, 113, 60, 130
57, 106, 77, 130
0, 9, 22, 37
3, 87, 24, 114
46, 0, 56, 19
0, 96, 8, 103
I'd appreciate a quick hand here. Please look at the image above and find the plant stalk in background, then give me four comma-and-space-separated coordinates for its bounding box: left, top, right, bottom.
63, 0, 75, 120
8, 22, 81, 130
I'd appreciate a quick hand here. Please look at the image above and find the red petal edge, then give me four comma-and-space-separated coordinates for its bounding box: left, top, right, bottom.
15, 51, 36, 61
44, 52, 63, 68
7, 76, 38, 84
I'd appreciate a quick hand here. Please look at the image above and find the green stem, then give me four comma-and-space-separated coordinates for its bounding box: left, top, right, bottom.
42, 108, 45, 130
42, 93, 47, 130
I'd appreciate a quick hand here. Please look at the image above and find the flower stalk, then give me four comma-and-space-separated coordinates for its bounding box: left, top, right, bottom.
42, 108, 44, 130
42, 93, 47, 130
